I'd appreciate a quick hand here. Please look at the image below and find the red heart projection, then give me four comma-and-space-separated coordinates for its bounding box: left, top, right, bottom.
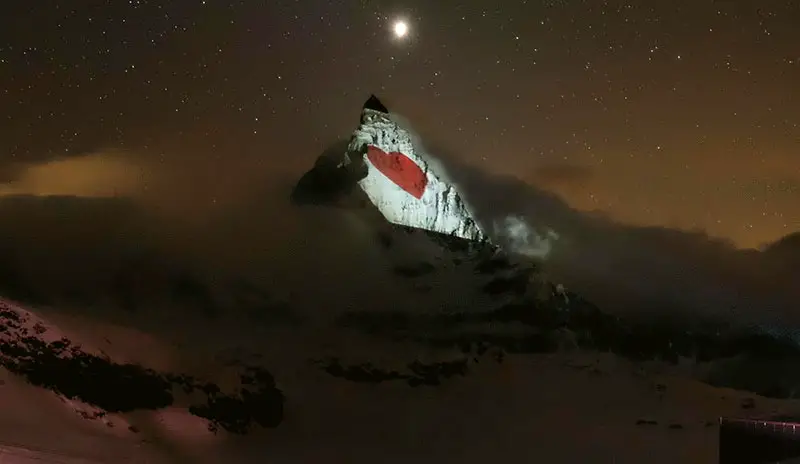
366, 145, 428, 199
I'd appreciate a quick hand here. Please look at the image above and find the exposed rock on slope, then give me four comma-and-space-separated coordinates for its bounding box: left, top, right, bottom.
0, 299, 284, 434
293, 94, 489, 244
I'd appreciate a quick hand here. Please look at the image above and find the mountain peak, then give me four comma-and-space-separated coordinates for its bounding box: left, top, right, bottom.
363, 94, 389, 114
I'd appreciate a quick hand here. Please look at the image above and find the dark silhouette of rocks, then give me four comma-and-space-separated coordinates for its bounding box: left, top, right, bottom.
314, 358, 406, 384
189, 366, 284, 434
406, 359, 468, 386
313, 357, 469, 387
0, 302, 284, 434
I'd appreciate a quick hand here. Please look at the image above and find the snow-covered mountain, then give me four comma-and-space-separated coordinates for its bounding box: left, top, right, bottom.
0, 95, 798, 462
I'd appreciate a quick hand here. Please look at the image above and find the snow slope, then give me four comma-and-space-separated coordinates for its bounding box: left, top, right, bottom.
1, 220, 800, 463
0, 297, 283, 463
4, 297, 800, 463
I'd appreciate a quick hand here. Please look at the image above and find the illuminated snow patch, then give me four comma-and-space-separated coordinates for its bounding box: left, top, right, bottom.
344, 106, 488, 243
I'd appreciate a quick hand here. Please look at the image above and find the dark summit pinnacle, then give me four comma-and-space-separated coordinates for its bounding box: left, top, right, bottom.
363, 94, 389, 113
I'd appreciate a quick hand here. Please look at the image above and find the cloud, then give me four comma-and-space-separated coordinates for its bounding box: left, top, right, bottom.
0, 141, 471, 321
0, 145, 311, 317
0, 152, 145, 198
0, 132, 798, 342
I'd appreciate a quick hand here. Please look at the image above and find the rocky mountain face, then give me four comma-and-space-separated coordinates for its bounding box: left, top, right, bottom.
294, 94, 488, 243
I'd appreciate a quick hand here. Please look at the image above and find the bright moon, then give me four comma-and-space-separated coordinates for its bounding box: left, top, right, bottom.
393, 20, 408, 38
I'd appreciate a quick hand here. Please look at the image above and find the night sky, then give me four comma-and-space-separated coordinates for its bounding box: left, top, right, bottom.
1, 0, 798, 249
2, 5, 800, 459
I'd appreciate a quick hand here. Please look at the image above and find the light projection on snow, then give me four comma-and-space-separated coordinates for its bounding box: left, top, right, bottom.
346, 96, 488, 243
366, 145, 428, 200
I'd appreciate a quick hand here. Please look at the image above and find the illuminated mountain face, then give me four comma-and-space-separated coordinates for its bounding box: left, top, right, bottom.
340, 95, 488, 244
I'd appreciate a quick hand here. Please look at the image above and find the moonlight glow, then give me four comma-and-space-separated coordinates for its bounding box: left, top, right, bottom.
392, 20, 408, 38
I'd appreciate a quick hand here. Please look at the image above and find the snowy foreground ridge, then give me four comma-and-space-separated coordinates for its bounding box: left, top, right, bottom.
343, 95, 488, 243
